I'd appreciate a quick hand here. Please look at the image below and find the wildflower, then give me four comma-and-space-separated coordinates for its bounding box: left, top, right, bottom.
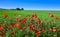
4, 13, 8, 18
35, 18, 41, 24
16, 17, 19, 21
49, 28, 52, 31
32, 13, 37, 18
7, 25, 15, 29
21, 17, 26, 23
15, 23, 21, 29
29, 24, 35, 30
55, 17, 60, 21
49, 13, 54, 17
0, 26, 4, 30
53, 27, 57, 32
34, 29, 40, 36
11, 30, 16, 36
10, 22, 13, 25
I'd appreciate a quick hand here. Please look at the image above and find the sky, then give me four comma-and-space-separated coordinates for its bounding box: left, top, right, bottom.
0, 0, 60, 10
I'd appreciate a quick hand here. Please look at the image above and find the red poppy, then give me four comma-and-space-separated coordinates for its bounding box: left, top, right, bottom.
16, 23, 21, 29
11, 30, 16, 36
10, 22, 13, 25
49, 13, 54, 18
4, 13, 8, 18
21, 17, 26, 23
35, 18, 41, 24
8, 25, 15, 29
55, 17, 60, 21
16, 17, 19, 21
18, 20, 21, 22
32, 13, 37, 18
29, 24, 34, 30
49, 28, 52, 31
53, 27, 57, 32
34, 29, 40, 36
0, 26, 4, 30
10, 25, 15, 29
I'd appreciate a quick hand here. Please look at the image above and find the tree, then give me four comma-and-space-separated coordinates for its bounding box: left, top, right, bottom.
16, 8, 20, 10
21, 8, 24, 10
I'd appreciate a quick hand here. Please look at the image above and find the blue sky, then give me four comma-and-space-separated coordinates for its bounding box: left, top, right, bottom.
0, 0, 60, 10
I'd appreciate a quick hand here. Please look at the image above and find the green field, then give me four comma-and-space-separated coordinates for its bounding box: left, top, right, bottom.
0, 10, 60, 18
0, 10, 60, 37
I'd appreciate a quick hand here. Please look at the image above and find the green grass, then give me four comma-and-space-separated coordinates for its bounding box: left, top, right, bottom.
0, 10, 60, 18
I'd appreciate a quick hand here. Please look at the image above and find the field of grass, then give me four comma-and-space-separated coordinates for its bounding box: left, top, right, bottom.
0, 10, 60, 37
0, 10, 60, 18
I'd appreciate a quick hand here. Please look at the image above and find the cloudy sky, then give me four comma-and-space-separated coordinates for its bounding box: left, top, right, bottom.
0, 0, 60, 10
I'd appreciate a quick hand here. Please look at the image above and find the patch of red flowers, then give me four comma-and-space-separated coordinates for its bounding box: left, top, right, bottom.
32, 13, 37, 18
55, 17, 60, 21
11, 30, 16, 36
49, 13, 54, 18
52, 27, 57, 32
29, 24, 35, 30
4, 13, 8, 18
21, 17, 26, 23
0, 26, 4, 30
34, 29, 40, 36
35, 18, 41, 24
15, 23, 21, 29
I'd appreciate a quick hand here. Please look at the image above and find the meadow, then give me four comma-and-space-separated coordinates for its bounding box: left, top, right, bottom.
0, 10, 60, 37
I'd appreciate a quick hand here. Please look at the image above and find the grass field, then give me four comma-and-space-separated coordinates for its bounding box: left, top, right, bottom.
0, 10, 60, 37
0, 10, 60, 18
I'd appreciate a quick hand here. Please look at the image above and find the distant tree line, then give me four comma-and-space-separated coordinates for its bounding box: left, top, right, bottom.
0, 8, 24, 10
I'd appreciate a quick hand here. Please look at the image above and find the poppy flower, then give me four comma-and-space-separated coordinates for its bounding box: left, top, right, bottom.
21, 17, 26, 23
35, 18, 41, 24
32, 13, 37, 18
15, 23, 21, 29
29, 24, 35, 30
0, 26, 4, 30
49, 13, 54, 18
16, 17, 19, 21
10, 25, 15, 29
4, 13, 8, 18
53, 27, 57, 32
10, 22, 13, 25
49, 28, 52, 31
34, 29, 40, 36
8, 25, 15, 29
55, 17, 60, 21
11, 30, 16, 36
